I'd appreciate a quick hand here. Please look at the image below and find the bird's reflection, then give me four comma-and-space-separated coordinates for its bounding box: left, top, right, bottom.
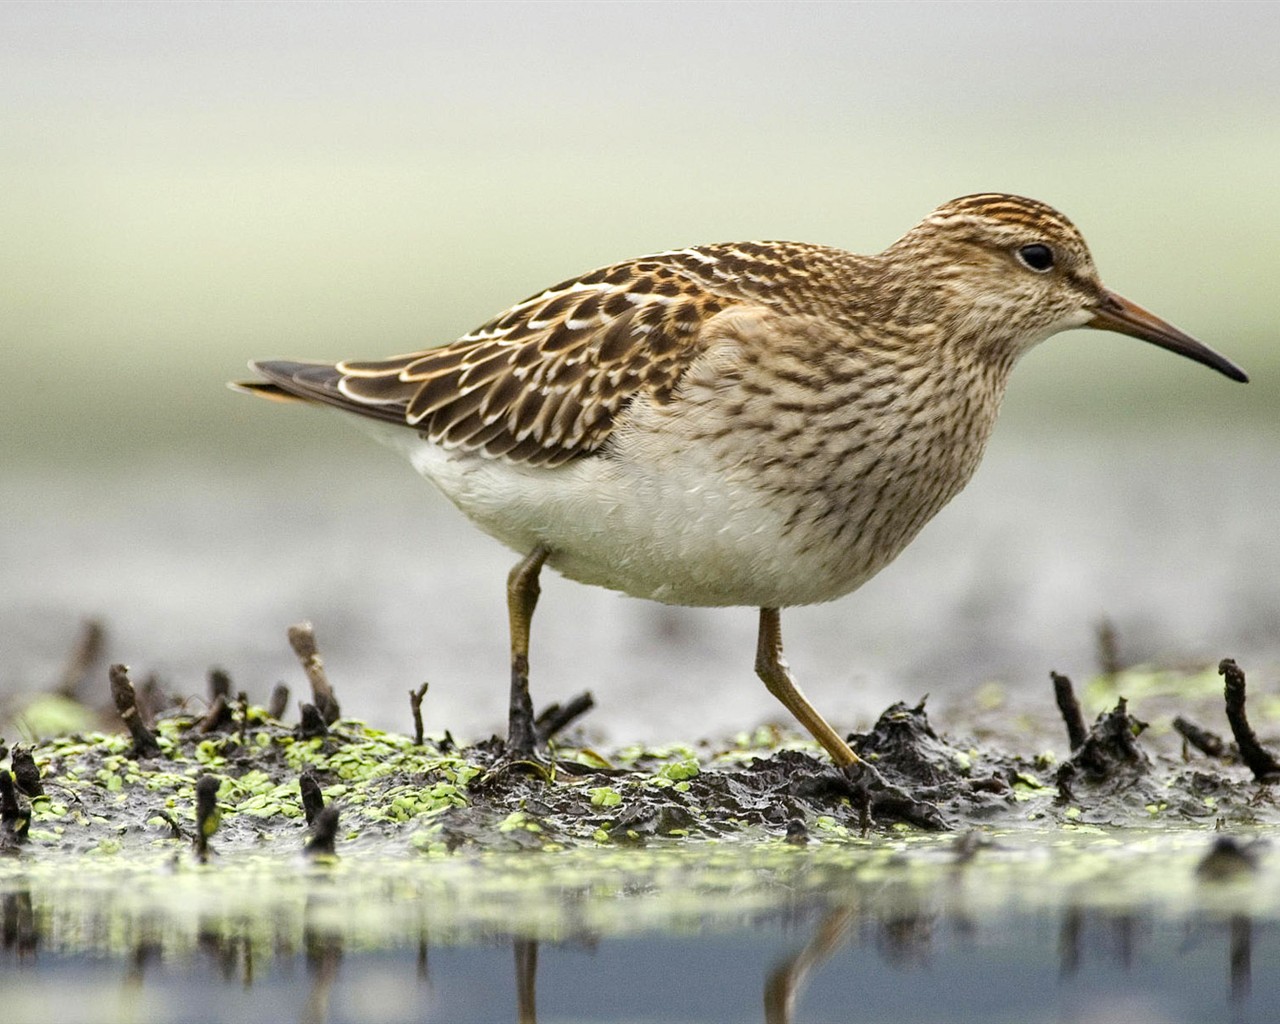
764, 905, 856, 1024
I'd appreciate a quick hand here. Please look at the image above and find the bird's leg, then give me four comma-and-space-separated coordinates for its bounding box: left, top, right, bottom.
754, 607, 862, 766
506, 543, 550, 758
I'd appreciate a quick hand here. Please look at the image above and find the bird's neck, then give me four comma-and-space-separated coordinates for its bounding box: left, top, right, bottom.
848, 253, 1026, 383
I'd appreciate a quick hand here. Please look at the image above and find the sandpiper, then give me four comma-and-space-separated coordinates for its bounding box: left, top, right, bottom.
235, 193, 1247, 764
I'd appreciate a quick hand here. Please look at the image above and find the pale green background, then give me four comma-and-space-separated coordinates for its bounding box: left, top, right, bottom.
3, 2, 1277, 737
3, 1, 1277, 465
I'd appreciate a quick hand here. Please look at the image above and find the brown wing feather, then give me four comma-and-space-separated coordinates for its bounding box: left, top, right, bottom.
241, 241, 861, 466
331, 262, 740, 467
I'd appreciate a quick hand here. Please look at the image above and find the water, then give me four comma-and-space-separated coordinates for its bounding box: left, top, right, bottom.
1, 834, 1276, 1023
7, 921, 1263, 1024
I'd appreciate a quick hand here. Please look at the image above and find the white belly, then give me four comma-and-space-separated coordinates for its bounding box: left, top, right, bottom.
354, 342, 1004, 609
356, 426, 966, 609
403, 437, 848, 606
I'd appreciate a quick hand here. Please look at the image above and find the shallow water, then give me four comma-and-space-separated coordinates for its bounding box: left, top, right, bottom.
1, 832, 1277, 1024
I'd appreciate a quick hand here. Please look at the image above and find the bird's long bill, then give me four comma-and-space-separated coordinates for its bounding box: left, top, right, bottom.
1089, 289, 1248, 383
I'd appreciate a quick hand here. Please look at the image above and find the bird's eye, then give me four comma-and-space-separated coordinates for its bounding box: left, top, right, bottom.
1017, 243, 1055, 273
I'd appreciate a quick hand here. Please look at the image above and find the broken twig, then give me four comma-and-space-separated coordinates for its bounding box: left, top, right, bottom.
196, 693, 233, 735
299, 770, 324, 826
535, 691, 596, 744
136, 673, 165, 724
296, 703, 328, 739
1051, 671, 1088, 751
305, 804, 339, 857
109, 664, 162, 759
1173, 716, 1229, 760
287, 622, 340, 724
9, 746, 43, 799
1095, 618, 1121, 677
267, 683, 290, 721
409, 683, 429, 746
152, 808, 185, 840
56, 619, 105, 700
0, 772, 30, 845
1219, 659, 1280, 782
194, 775, 221, 862
208, 668, 232, 704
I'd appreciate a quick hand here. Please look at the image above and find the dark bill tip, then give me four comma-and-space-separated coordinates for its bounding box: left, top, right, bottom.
1088, 289, 1249, 384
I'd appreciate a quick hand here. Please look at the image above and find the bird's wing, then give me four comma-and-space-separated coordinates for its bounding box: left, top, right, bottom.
239, 247, 786, 467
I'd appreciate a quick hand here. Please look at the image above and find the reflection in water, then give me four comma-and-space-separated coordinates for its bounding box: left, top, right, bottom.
120, 931, 160, 1024
1231, 915, 1251, 1005
302, 924, 342, 1024
1059, 904, 1082, 977
514, 938, 537, 1024
0, 854, 1277, 1024
2, 888, 35, 959
762, 901, 1265, 1024
764, 906, 855, 1024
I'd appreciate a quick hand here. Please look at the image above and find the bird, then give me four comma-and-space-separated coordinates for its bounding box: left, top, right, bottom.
234, 193, 1248, 766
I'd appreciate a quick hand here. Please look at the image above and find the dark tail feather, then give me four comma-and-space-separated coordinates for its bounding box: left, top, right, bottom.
229, 360, 408, 425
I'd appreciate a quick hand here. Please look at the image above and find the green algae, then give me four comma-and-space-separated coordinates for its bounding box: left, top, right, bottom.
3, 662, 1277, 866
0, 828, 1276, 957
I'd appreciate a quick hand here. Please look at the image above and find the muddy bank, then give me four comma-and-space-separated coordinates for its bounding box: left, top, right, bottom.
3, 622, 1279, 857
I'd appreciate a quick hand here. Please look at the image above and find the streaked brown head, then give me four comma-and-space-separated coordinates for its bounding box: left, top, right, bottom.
889, 193, 1247, 382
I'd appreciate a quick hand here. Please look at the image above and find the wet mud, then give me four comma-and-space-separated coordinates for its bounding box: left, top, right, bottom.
3, 622, 1279, 858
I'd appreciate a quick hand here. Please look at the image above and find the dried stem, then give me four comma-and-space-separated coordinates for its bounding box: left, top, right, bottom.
1219, 659, 1280, 782
267, 684, 290, 721
1095, 618, 1120, 677
56, 619, 105, 700
109, 664, 162, 759
296, 703, 328, 739
409, 683, 429, 746
194, 774, 221, 862
0, 771, 29, 844
299, 770, 324, 826
1172, 716, 1229, 759
1051, 671, 1088, 751
208, 668, 232, 703
287, 622, 340, 724
9, 746, 43, 799
196, 694, 233, 735
305, 805, 339, 857
534, 691, 596, 743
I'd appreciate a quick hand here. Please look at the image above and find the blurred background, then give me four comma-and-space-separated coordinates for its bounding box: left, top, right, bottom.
3, 2, 1278, 742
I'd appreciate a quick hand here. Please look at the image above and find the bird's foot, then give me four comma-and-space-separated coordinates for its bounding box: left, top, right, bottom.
501, 666, 596, 773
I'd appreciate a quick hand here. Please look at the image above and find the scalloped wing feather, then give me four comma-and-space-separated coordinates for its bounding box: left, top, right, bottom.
331, 264, 745, 467
245, 242, 857, 467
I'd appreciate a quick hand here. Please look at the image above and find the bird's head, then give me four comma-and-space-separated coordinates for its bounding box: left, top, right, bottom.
887, 193, 1247, 382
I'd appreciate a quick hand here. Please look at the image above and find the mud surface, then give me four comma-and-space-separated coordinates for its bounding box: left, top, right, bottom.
4, 634, 1279, 857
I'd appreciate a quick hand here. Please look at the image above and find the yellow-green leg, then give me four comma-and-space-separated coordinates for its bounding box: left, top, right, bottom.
755, 607, 862, 766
